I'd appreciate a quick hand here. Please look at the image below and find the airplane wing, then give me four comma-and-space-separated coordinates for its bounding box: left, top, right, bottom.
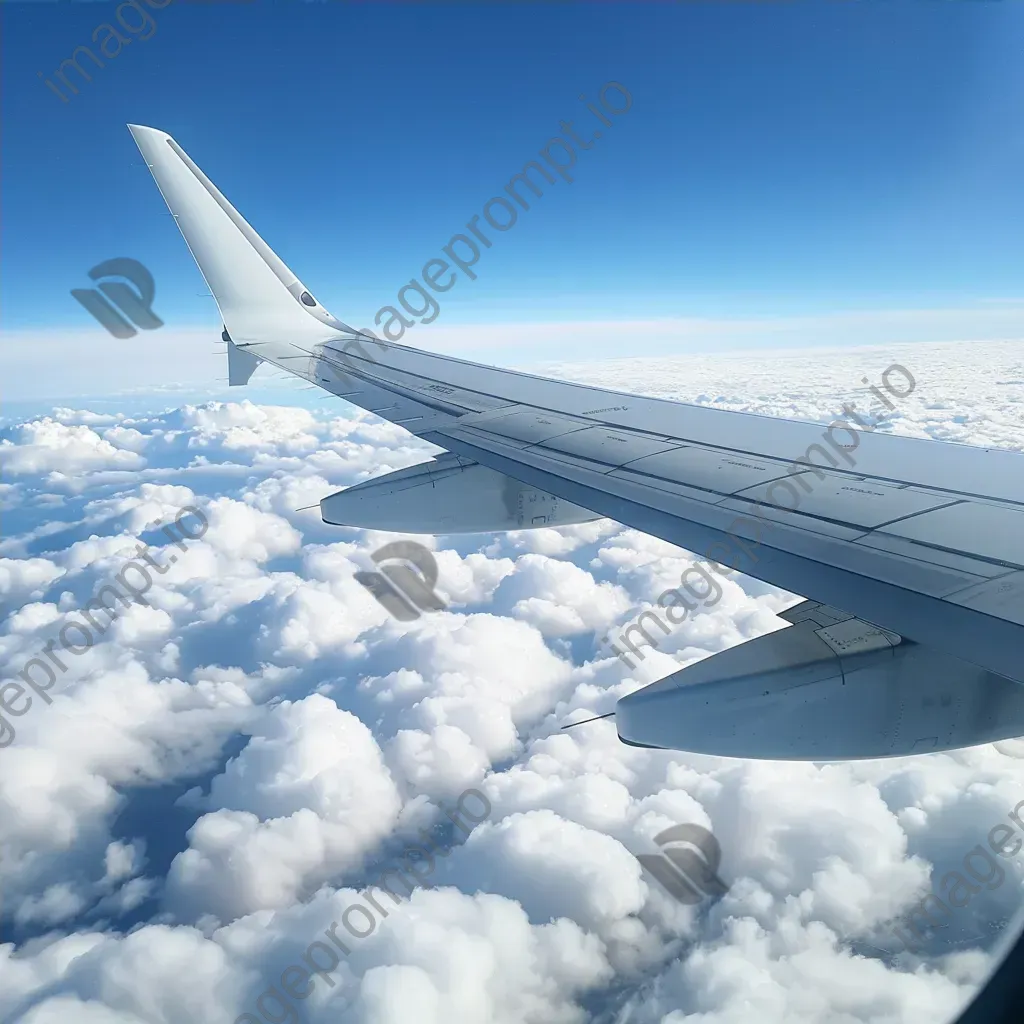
128, 123, 1024, 760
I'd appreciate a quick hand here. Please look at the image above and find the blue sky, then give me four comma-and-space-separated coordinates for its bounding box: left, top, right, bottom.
3, 1, 1024, 345
6, 9, 1024, 1019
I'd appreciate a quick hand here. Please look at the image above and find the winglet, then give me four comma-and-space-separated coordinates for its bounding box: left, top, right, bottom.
127, 124, 349, 345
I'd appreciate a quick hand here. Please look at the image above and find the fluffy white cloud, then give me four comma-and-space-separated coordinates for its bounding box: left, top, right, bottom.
0, 556, 65, 599
165, 696, 403, 923
1, 420, 146, 477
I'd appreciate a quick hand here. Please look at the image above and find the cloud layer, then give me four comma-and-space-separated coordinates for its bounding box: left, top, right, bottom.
2, 340, 1024, 1024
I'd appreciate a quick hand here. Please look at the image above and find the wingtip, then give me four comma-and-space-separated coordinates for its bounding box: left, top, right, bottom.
127, 124, 167, 141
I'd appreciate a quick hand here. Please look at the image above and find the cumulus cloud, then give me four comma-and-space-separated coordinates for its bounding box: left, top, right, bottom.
1, 419, 146, 477
2, 341, 1023, 1024
165, 696, 403, 923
